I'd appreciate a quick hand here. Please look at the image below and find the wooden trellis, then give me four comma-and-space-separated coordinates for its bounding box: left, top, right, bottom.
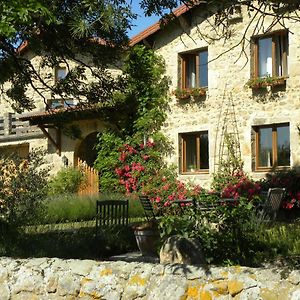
214, 90, 242, 174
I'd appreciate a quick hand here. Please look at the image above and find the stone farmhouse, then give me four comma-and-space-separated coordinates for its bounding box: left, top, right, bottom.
0, 44, 121, 175
131, 3, 300, 187
0, 2, 300, 188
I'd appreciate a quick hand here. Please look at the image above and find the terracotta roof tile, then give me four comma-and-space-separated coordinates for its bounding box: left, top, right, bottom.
129, 3, 191, 46
19, 105, 101, 121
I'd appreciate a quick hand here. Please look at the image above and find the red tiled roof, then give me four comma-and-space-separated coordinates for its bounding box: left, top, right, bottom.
16, 36, 109, 54
19, 105, 102, 121
129, 3, 191, 46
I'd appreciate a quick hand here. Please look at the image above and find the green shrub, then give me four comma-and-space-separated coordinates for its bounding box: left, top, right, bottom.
159, 196, 264, 265
94, 46, 170, 193
0, 150, 48, 227
47, 167, 86, 195
255, 222, 300, 258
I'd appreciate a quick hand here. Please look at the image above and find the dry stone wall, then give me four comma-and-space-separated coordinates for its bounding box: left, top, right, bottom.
0, 257, 299, 299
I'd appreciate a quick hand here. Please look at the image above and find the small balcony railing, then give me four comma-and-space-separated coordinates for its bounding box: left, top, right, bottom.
0, 113, 41, 141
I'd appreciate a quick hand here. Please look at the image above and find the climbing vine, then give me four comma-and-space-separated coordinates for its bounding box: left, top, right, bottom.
94, 45, 171, 192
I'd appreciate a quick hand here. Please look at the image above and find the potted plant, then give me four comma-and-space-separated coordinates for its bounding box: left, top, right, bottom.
173, 88, 191, 100
190, 87, 207, 97
132, 219, 160, 256
246, 76, 286, 89
188, 164, 197, 172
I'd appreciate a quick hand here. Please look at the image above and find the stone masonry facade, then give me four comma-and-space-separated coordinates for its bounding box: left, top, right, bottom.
147, 4, 300, 188
0, 52, 119, 172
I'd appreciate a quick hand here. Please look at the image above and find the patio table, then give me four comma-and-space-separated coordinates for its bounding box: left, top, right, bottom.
173, 197, 237, 213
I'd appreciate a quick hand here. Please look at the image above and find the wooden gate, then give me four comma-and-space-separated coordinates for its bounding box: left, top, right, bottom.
77, 158, 99, 196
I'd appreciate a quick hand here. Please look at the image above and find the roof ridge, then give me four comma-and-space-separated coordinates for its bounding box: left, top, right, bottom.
129, 3, 191, 46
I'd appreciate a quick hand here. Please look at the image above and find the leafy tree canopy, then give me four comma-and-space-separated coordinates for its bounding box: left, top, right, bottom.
0, 0, 299, 112
0, 0, 133, 111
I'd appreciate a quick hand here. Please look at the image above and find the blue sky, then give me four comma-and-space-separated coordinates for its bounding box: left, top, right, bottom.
127, 2, 162, 38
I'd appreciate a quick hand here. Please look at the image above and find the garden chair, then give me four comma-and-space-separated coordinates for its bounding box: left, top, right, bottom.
95, 200, 129, 235
139, 196, 157, 221
257, 188, 285, 221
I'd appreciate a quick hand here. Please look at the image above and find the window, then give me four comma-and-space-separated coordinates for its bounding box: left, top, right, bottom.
180, 49, 208, 89
180, 131, 209, 173
0, 143, 29, 159
252, 31, 288, 78
48, 99, 77, 109
55, 66, 67, 82
254, 123, 290, 169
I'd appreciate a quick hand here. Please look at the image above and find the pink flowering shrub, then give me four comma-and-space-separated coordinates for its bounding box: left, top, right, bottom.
115, 141, 202, 209
212, 169, 261, 201
260, 169, 300, 210
220, 171, 261, 200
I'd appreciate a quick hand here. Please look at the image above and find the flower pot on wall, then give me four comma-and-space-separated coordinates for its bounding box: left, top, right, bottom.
133, 221, 160, 256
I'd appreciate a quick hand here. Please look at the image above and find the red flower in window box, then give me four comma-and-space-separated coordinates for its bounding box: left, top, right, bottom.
190, 87, 207, 97
173, 88, 191, 100
246, 76, 286, 89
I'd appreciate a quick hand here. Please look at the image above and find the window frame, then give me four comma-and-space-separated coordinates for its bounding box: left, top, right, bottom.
179, 131, 209, 174
180, 48, 208, 90
47, 98, 77, 109
254, 123, 290, 171
252, 30, 288, 79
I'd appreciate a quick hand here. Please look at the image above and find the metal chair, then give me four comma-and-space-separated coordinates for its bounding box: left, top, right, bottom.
139, 196, 157, 221
257, 188, 285, 220
95, 200, 129, 234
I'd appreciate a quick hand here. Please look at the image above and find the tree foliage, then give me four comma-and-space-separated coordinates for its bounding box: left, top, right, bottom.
0, 150, 48, 227
0, 0, 133, 112
0, 0, 299, 113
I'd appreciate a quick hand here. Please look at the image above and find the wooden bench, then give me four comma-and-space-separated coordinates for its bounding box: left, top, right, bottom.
95, 200, 129, 235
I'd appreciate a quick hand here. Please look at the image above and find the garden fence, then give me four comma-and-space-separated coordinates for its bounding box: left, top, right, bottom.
77, 158, 99, 196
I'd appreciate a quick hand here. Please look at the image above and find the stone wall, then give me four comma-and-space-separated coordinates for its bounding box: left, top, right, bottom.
0, 257, 299, 299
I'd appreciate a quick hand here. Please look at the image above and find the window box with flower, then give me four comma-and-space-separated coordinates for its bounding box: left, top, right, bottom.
173, 88, 191, 100
174, 87, 207, 101
190, 87, 207, 98
246, 76, 286, 89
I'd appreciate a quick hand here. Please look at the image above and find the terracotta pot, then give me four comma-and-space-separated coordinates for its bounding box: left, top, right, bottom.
134, 229, 160, 256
